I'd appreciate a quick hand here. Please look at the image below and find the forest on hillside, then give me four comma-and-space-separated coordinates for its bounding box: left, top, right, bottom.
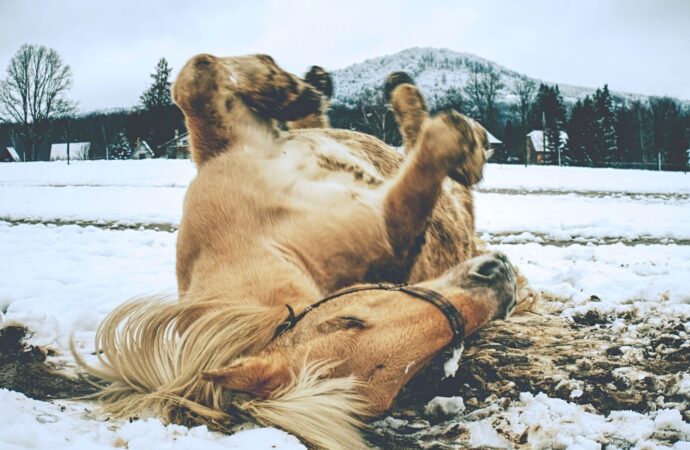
330, 49, 690, 171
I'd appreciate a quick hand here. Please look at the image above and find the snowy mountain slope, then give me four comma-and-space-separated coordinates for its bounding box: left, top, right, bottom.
331, 47, 654, 109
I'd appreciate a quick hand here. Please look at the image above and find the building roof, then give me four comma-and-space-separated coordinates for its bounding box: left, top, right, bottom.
135, 140, 153, 152
50, 142, 90, 161
4, 147, 20, 161
158, 132, 189, 149
527, 130, 569, 153
131, 140, 154, 158
486, 130, 502, 145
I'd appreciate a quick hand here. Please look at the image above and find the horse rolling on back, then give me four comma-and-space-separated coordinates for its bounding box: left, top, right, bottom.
73, 53, 529, 449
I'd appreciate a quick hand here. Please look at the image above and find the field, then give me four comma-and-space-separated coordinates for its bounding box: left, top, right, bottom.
1, 160, 689, 449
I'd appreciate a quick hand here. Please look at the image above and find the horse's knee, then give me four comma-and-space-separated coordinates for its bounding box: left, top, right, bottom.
286, 65, 333, 130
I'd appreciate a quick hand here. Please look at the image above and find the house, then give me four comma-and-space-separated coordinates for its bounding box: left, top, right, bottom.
159, 131, 190, 159
1, 147, 20, 162
50, 142, 90, 161
131, 140, 154, 159
526, 130, 568, 164
486, 130, 503, 154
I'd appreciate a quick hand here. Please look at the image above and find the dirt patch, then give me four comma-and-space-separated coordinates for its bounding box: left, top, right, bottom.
0, 326, 97, 400
482, 231, 690, 247
0, 217, 177, 232
477, 188, 690, 202
368, 313, 690, 448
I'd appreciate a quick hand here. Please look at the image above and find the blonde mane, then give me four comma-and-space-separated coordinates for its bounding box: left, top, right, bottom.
72, 296, 368, 448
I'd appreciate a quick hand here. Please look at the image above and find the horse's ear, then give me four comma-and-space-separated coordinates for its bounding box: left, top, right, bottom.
201, 355, 290, 398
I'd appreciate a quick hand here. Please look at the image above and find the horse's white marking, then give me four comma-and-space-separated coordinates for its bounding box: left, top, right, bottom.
443, 344, 465, 379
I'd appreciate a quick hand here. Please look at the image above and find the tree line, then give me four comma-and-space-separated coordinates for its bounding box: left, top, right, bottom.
331, 61, 689, 171
1, 45, 687, 170
0, 45, 183, 161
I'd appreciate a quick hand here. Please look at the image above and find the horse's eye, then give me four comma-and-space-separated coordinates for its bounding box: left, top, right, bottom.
337, 316, 367, 329
317, 316, 368, 333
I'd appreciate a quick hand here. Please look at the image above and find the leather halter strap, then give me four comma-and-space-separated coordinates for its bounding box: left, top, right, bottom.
273, 283, 466, 347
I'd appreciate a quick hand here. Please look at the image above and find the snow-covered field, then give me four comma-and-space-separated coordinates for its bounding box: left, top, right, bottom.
1, 160, 689, 449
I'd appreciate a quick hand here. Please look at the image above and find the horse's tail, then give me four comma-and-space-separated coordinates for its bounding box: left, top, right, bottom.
71, 295, 287, 426
241, 360, 369, 450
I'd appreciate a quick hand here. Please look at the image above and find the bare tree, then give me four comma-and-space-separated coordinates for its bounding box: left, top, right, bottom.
463, 62, 504, 129
463, 62, 486, 121
355, 90, 401, 146
0, 44, 76, 161
513, 76, 536, 127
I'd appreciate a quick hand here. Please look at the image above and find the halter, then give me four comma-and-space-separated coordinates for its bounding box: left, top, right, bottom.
273, 283, 466, 347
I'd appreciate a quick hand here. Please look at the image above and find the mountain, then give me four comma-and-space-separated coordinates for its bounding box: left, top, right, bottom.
331, 47, 650, 110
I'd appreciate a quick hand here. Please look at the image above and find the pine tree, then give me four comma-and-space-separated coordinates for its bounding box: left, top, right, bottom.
140, 58, 173, 111
109, 131, 132, 160
529, 84, 566, 164
650, 97, 688, 170
502, 120, 516, 162
615, 104, 638, 164
593, 85, 618, 163
568, 96, 596, 165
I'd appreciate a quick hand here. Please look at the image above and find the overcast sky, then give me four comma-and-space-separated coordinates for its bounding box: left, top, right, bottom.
1, 0, 688, 112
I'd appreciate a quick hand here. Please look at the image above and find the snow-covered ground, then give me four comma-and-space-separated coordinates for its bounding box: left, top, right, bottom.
1, 160, 689, 449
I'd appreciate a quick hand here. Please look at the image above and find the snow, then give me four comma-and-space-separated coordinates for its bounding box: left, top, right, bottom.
425, 396, 466, 418
0, 159, 196, 188
480, 163, 690, 194
0, 186, 185, 225
384, 393, 690, 449
443, 344, 464, 378
494, 242, 690, 313
1, 159, 689, 448
5, 146, 20, 161
476, 191, 690, 241
0, 222, 177, 351
0, 390, 305, 450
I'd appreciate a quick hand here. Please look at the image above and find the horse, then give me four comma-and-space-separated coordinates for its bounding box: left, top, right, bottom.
74, 53, 529, 449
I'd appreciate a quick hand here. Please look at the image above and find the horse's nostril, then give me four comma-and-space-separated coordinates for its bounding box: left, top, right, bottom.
469, 256, 506, 282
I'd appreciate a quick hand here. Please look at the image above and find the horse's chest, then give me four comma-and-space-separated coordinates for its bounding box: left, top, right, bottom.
260, 140, 385, 210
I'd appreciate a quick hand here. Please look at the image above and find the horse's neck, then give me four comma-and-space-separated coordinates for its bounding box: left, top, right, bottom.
182, 245, 323, 311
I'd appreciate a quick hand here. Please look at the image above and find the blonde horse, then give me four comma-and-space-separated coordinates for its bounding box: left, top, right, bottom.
74, 53, 528, 449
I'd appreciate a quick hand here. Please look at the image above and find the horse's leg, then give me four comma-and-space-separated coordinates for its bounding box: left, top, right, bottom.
287, 66, 333, 130
385, 72, 429, 155
383, 109, 487, 260
172, 53, 324, 164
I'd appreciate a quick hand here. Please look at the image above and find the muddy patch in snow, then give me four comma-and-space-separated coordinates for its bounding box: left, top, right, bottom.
0, 217, 177, 232
482, 231, 690, 246
367, 311, 689, 448
477, 187, 690, 202
0, 327, 96, 400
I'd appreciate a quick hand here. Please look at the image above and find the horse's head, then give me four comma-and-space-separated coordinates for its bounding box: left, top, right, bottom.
202, 252, 517, 415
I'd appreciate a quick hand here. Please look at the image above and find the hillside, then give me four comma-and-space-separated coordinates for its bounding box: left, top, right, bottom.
331, 47, 650, 110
